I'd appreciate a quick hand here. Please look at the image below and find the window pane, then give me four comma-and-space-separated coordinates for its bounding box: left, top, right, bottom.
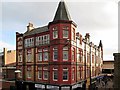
43, 52, 48, 61
27, 71, 31, 78
72, 50, 74, 61
38, 53, 42, 61
38, 71, 42, 79
63, 71, 68, 80
44, 71, 48, 80
53, 51, 58, 60
27, 54, 31, 62
53, 31, 58, 38
63, 68, 68, 81
39, 36, 42, 45
63, 51, 68, 60
53, 71, 58, 80
63, 30, 68, 38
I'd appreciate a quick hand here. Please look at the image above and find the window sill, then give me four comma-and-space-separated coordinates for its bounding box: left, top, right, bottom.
63, 80, 68, 81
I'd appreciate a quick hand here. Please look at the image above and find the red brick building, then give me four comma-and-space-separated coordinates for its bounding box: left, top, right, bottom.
16, 1, 103, 90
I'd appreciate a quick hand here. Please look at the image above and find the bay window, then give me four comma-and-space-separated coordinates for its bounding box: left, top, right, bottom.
63, 67, 68, 81
63, 47, 68, 61
53, 67, 58, 81
53, 47, 58, 61
63, 26, 69, 38
43, 48, 48, 61
53, 27, 58, 39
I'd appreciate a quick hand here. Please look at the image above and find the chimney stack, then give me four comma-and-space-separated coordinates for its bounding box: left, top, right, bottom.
27, 22, 34, 32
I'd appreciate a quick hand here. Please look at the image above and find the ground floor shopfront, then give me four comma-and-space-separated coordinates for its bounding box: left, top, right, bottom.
16, 75, 105, 90
16, 80, 86, 90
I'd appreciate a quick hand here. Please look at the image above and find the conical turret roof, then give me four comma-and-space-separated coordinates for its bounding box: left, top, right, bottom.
53, 0, 71, 21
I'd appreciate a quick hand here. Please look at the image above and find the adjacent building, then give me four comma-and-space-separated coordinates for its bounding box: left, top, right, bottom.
0, 48, 16, 90
102, 60, 114, 75
113, 53, 120, 90
16, 1, 103, 90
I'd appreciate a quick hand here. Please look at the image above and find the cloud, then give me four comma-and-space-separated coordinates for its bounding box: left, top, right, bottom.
1, 1, 118, 60
67, 2, 117, 32
2, 1, 117, 32
2, 2, 57, 24
104, 47, 118, 59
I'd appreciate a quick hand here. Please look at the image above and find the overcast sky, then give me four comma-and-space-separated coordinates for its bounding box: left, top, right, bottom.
0, 0, 119, 60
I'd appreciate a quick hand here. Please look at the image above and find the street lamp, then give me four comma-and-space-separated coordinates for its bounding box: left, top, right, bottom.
14, 70, 21, 89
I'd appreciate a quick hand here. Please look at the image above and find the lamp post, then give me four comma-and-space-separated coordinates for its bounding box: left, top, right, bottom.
14, 70, 21, 89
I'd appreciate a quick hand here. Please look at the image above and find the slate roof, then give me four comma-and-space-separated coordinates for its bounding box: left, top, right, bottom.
24, 26, 48, 36
53, 0, 71, 21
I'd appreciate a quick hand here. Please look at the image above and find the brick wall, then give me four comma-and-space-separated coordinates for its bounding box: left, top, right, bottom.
4, 48, 16, 65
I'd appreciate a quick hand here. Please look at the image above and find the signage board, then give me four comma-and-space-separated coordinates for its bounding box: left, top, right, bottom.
47, 85, 59, 90
35, 84, 45, 89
